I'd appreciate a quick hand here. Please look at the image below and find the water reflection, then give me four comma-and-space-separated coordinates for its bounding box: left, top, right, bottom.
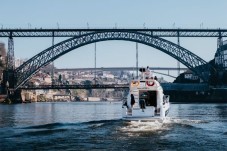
0, 105, 17, 127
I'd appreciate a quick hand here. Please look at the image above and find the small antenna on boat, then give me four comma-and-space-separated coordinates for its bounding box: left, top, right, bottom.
94, 42, 97, 84
136, 42, 138, 78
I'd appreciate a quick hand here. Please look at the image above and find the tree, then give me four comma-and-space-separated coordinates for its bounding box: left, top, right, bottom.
82, 80, 92, 96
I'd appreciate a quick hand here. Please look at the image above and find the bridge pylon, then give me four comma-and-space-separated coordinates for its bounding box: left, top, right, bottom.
7, 36, 15, 70
2, 35, 16, 94
6, 35, 16, 88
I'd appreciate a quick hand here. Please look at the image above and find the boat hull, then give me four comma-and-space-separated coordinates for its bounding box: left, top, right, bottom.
122, 105, 170, 122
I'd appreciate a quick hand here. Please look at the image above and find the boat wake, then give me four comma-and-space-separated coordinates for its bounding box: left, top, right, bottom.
164, 117, 207, 125
120, 117, 208, 133
120, 120, 164, 132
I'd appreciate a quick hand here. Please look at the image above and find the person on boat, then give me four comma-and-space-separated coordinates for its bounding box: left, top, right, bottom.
131, 94, 135, 107
139, 99, 146, 112
154, 76, 158, 81
122, 98, 128, 108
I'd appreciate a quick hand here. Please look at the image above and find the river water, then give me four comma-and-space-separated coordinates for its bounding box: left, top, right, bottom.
0, 102, 226, 151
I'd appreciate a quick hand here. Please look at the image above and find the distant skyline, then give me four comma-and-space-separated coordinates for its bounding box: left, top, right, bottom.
0, 0, 227, 81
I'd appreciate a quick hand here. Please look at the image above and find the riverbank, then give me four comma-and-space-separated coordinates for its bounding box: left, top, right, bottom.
1, 88, 227, 103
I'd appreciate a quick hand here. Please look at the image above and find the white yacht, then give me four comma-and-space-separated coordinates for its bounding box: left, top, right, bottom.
122, 67, 170, 122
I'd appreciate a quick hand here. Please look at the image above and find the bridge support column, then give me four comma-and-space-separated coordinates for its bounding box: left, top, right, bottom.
7, 36, 15, 70
2, 35, 16, 95
177, 32, 180, 76
1, 35, 22, 103
2, 35, 16, 92
1, 70, 21, 103
2, 70, 15, 93
51, 32, 55, 85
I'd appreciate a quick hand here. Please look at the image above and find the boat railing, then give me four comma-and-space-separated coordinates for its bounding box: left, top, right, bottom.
163, 95, 170, 105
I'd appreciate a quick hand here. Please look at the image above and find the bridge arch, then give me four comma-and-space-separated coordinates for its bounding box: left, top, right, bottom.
15, 31, 211, 89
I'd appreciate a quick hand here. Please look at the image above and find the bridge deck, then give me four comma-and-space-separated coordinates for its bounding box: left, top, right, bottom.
1, 28, 227, 37
19, 83, 209, 91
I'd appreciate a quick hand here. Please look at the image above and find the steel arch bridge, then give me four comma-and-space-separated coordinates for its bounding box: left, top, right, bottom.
14, 31, 211, 89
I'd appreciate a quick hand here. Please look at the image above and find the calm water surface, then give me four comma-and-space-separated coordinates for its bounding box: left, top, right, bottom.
0, 102, 227, 151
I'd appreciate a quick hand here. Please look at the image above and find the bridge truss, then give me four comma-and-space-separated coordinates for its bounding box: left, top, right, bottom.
19, 83, 209, 91
19, 84, 129, 90
13, 31, 213, 89
1, 28, 224, 89
1, 29, 227, 37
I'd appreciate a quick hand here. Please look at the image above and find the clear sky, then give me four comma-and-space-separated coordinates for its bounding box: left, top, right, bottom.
0, 0, 226, 81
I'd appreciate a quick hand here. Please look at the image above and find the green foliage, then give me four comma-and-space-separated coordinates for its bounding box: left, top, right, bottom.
81, 80, 92, 96
82, 80, 92, 85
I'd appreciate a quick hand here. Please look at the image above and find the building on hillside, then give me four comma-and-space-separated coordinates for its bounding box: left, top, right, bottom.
15, 58, 27, 68
43, 75, 52, 84
213, 39, 227, 84
102, 72, 114, 79
174, 70, 200, 83
175, 38, 227, 84
215, 39, 227, 69
0, 42, 6, 82
0, 42, 6, 67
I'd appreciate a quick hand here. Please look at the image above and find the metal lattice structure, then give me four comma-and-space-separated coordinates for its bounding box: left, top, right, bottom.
19, 83, 209, 91
6, 37, 15, 70
0, 28, 227, 37
14, 31, 212, 89
19, 84, 129, 90
54, 67, 188, 71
